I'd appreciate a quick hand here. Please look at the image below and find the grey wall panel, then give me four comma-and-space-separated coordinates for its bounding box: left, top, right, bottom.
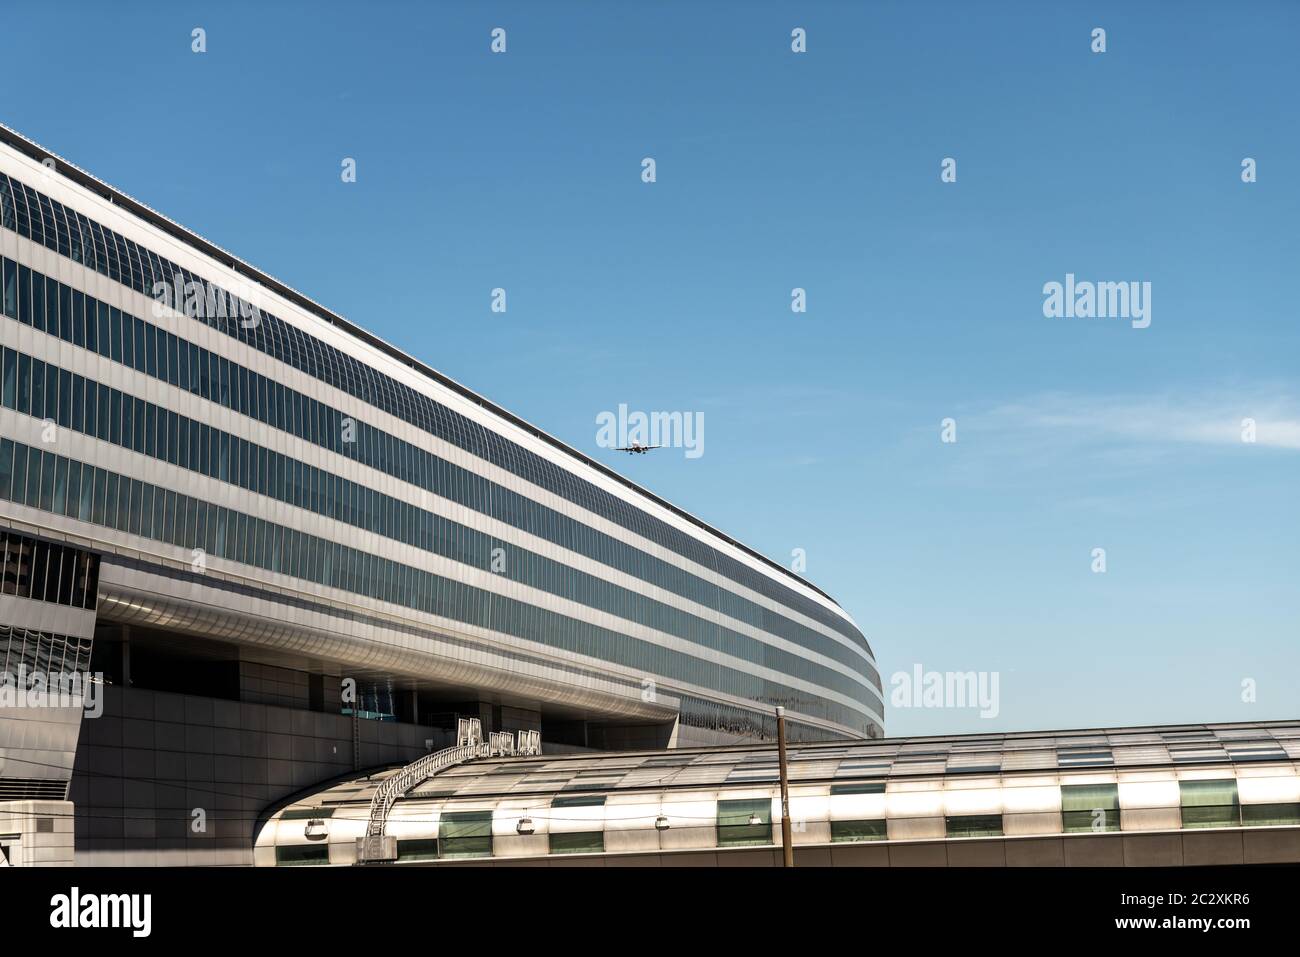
69, 684, 441, 866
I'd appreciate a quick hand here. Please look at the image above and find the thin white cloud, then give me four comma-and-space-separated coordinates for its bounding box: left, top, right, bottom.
979, 391, 1300, 451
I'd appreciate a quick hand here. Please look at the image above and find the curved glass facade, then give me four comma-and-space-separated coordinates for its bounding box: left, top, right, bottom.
0, 160, 883, 742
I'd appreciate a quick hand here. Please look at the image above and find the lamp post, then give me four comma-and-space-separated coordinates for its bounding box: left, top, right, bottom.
776, 706, 794, 867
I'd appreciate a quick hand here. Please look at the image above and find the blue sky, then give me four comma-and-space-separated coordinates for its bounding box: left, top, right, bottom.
6, 1, 1297, 735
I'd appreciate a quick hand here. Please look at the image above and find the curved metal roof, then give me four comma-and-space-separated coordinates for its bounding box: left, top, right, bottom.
274, 720, 1300, 812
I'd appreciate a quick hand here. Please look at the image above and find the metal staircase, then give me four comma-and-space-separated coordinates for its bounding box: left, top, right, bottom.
355, 719, 541, 863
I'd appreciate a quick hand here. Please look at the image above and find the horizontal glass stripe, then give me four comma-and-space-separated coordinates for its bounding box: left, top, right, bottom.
0, 438, 879, 734
0, 255, 877, 680
0, 172, 870, 654
0, 346, 881, 705
675, 694, 876, 742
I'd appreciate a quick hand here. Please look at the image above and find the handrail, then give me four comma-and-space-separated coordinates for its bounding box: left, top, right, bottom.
361, 723, 543, 848
364, 742, 487, 837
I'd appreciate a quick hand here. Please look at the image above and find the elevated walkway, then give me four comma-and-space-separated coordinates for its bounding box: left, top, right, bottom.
355, 719, 540, 862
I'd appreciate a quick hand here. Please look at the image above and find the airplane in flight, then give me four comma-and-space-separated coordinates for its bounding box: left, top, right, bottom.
614, 443, 661, 455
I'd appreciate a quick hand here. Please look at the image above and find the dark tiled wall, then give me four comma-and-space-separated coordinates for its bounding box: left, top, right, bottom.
239, 660, 312, 710
69, 684, 448, 865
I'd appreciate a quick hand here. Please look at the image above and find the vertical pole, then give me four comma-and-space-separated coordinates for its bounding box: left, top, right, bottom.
352, 710, 361, 772
776, 706, 794, 868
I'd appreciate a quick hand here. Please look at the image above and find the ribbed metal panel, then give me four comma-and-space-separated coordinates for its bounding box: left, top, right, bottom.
0, 777, 68, 801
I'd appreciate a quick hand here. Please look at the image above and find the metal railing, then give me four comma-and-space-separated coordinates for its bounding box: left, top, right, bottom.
357, 719, 541, 859
363, 742, 486, 838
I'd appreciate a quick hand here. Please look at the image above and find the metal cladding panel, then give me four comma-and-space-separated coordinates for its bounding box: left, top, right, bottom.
1176, 767, 1245, 782
1059, 771, 1120, 788
1237, 766, 1300, 805
330, 839, 360, 866
790, 758, 842, 781
267, 822, 339, 855
1000, 779, 1062, 814
885, 781, 945, 820
324, 817, 367, 861
828, 792, 886, 823
657, 793, 720, 851
602, 794, 666, 853
491, 799, 549, 858
95, 573, 672, 723
1114, 744, 1171, 766
0, 594, 96, 639
942, 783, 1003, 817
1117, 776, 1180, 807
1002, 776, 1068, 835
252, 843, 276, 868
887, 814, 945, 841
547, 801, 607, 835
1118, 777, 1182, 831
787, 791, 831, 821
0, 704, 83, 782
1002, 778, 1065, 836
386, 803, 443, 841
1000, 747, 1058, 772
1003, 812, 1063, 837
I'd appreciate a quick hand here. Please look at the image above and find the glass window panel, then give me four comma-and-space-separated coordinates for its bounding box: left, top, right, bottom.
274, 844, 329, 866
945, 814, 1003, 838
78, 465, 94, 522
830, 782, 885, 795
58, 283, 72, 341
71, 290, 85, 348
1241, 803, 1300, 827
29, 358, 45, 418
52, 456, 68, 515
395, 838, 439, 862
1179, 780, 1240, 829
717, 798, 771, 847
15, 264, 29, 325
90, 468, 105, 526
1061, 783, 1121, 833
0, 439, 13, 502
2, 258, 15, 318
1, 348, 14, 408
30, 275, 46, 334
66, 461, 81, 519
831, 819, 887, 843
15, 353, 30, 415
95, 302, 109, 357
439, 811, 493, 859
548, 831, 603, 855
109, 308, 123, 363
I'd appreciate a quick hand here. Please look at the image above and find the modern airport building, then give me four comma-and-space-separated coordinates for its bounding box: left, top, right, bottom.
0, 126, 883, 865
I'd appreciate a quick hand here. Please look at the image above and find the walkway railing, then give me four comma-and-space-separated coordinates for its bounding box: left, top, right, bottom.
356, 719, 540, 862
363, 742, 485, 838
